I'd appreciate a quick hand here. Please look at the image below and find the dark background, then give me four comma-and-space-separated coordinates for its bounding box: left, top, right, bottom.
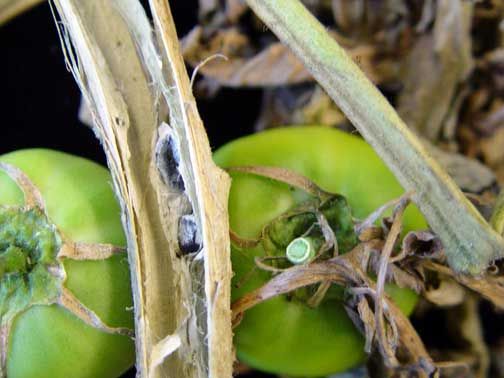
1, 2, 268, 377
0, 0, 262, 163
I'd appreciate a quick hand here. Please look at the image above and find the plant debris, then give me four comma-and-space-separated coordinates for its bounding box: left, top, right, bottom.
226, 162, 504, 377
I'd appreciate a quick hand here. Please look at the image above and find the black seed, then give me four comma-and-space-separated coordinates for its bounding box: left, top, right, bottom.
178, 214, 202, 255
156, 132, 185, 192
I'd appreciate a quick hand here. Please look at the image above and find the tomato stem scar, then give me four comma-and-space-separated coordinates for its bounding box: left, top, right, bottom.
286, 237, 315, 265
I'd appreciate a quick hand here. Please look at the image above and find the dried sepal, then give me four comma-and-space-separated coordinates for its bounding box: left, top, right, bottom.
254, 256, 288, 274
353, 295, 376, 354
401, 231, 444, 260
374, 195, 410, 366
314, 209, 338, 257
231, 259, 350, 326
0, 162, 45, 210
58, 288, 134, 338
226, 166, 332, 200
58, 241, 126, 260
306, 210, 338, 307
306, 281, 330, 308
229, 229, 260, 249
355, 193, 412, 235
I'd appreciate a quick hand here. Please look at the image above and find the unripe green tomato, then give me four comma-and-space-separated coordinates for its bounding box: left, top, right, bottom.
214, 126, 427, 377
0, 149, 134, 378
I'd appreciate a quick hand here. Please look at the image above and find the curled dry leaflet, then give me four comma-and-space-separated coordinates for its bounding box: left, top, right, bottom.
229, 167, 504, 377
0, 163, 133, 378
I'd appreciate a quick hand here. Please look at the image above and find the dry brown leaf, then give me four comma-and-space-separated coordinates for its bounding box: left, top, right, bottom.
481, 127, 504, 167
402, 231, 444, 260
331, 0, 411, 47
182, 26, 312, 87
182, 23, 394, 89
424, 278, 465, 307
254, 86, 347, 131
422, 261, 504, 310
422, 140, 496, 193
198, 0, 247, 24
397, 0, 474, 141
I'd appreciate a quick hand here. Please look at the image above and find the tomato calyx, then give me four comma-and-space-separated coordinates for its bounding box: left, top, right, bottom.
0, 162, 133, 377
229, 166, 360, 307
0, 206, 64, 323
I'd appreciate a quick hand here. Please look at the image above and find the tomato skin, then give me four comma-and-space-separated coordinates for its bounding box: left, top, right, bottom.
214, 126, 426, 376
0, 149, 134, 378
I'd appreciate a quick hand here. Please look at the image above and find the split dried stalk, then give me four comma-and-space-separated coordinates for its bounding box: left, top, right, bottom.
148, 1, 233, 376
244, 0, 504, 275
0, 0, 44, 25
51, 1, 232, 377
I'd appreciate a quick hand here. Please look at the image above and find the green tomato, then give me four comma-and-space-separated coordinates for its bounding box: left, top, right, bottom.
0, 149, 134, 378
214, 126, 427, 377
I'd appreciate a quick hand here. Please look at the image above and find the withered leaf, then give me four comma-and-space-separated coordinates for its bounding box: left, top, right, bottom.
182, 25, 391, 88
422, 261, 504, 310
424, 278, 465, 307
182, 26, 312, 87
480, 124, 504, 167
397, 0, 474, 141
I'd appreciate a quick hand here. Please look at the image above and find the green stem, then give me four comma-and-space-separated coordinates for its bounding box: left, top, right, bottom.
286, 237, 315, 265
245, 0, 504, 274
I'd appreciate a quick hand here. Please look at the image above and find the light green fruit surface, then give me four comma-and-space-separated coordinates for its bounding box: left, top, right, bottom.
214, 126, 426, 377
0, 149, 134, 378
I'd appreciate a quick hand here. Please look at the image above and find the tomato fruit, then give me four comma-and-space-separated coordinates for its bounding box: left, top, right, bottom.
214, 126, 427, 377
0, 149, 134, 378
